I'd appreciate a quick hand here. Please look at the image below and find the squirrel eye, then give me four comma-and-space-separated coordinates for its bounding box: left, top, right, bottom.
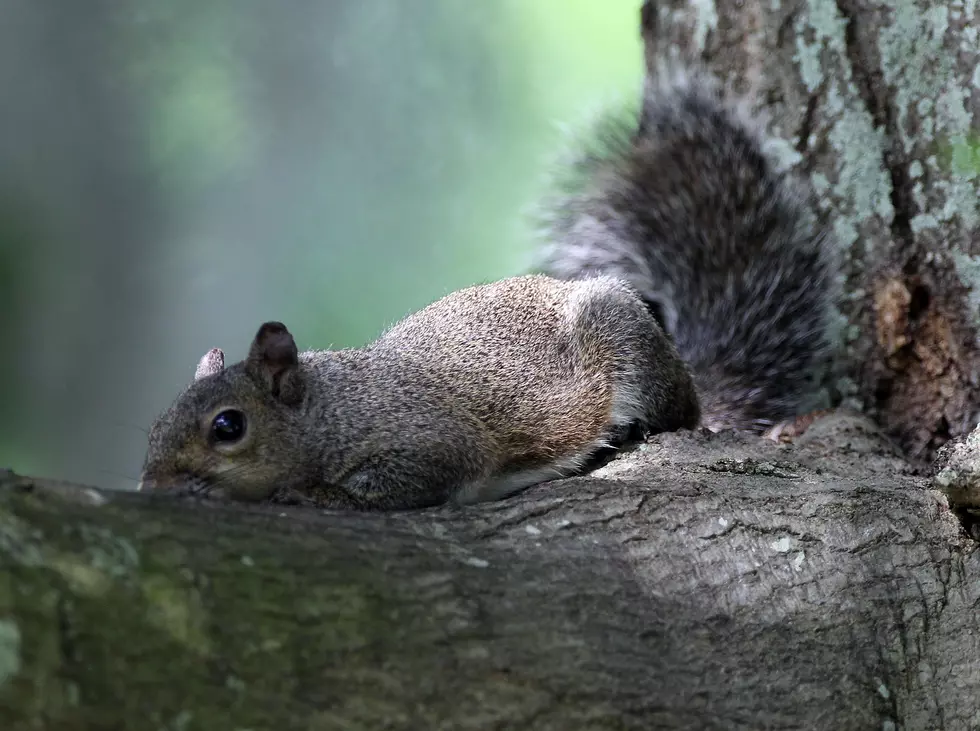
210, 409, 246, 443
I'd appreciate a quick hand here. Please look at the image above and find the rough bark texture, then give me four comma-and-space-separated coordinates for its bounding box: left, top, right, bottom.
657, 0, 980, 464
2, 412, 978, 730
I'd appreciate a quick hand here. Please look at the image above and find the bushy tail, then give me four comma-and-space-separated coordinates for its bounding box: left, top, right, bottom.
534, 0, 834, 432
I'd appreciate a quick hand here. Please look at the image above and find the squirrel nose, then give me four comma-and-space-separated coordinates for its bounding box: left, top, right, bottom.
136, 472, 201, 496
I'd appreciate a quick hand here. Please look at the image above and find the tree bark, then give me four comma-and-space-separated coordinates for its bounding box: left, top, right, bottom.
2, 412, 977, 730
660, 0, 980, 463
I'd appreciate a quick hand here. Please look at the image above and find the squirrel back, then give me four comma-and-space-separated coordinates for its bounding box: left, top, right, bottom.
535, 0, 834, 432
376, 274, 699, 457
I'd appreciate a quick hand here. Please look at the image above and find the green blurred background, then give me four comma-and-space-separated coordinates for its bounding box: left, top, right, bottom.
0, 0, 643, 491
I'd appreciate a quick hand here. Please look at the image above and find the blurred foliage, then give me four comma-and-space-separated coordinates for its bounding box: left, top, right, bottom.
0, 191, 40, 474
0, 0, 641, 488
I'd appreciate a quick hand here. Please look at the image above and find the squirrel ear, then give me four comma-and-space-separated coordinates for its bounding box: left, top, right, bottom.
194, 348, 225, 381
246, 321, 303, 405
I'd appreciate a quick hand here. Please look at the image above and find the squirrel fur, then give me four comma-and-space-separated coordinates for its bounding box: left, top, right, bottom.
535, 0, 834, 432
140, 275, 700, 509
140, 0, 834, 508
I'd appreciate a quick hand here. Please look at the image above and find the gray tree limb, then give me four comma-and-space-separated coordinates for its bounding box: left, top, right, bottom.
2, 412, 977, 730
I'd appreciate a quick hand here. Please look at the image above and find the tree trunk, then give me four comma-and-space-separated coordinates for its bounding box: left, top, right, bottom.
2, 412, 977, 730
660, 0, 980, 463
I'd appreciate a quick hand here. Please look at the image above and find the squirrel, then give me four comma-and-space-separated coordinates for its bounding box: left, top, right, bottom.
535, 0, 834, 432
139, 274, 701, 509
138, 0, 833, 509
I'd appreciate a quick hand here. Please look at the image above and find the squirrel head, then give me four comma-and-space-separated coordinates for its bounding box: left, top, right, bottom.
139, 322, 311, 501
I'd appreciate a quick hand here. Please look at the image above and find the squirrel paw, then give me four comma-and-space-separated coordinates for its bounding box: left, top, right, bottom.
764, 409, 837, 443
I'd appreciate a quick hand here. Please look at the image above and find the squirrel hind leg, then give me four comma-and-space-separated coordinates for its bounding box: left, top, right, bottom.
572, 276, 702, 434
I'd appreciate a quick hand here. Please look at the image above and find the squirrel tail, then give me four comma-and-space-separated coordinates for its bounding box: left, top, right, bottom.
533, 1, 835, 432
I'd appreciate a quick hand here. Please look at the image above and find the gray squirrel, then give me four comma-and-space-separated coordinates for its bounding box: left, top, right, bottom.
138, 0, 832, 509
139, 276, 700, 508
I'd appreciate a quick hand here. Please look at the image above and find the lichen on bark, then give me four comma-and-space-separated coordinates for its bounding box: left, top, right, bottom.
657, 0, 980, 461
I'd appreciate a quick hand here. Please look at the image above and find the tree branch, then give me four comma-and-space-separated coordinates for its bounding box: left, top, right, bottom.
2, 412, 976, 729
